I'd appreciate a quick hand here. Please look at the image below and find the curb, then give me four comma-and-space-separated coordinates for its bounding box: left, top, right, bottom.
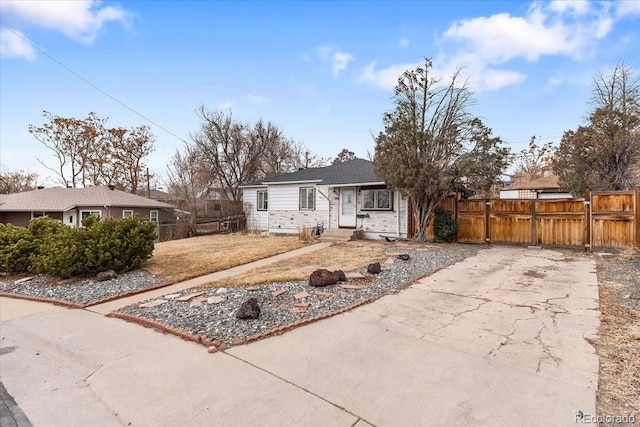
0, 292, 84, 309
106, 311, 202, 343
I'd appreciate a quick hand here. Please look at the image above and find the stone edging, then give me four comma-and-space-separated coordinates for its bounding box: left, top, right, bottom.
83, 281, 173, 307
107, 311, 203, 343
0, 292, 84, 309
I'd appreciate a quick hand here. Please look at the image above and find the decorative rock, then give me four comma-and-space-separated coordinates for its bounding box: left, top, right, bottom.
231, 338, 245, 346
289, 309, 306, 314
397, 254, 411, 261
367, 263, 381, 274
208, 346, 218, 354
246, 286, 259, 291
384, 257, 395, 265
216, 287, 228, 294
14, 277, 34, 284
271, 289, 287, 297
340, 284, 364, 290
345, 272, 366, 279
139, 299, 168, 308
294, 302, 310, 308
164, 293, 181, 299
235, 297, 261, 319
294, 291, 310, 299
314, 291, 331, 297
333, 270, 347, 282
96, 270, 118, 281
177, 291, 205, 301
207, 296, 225, 304
308, 269, 338, 287
190, 300, 202, 308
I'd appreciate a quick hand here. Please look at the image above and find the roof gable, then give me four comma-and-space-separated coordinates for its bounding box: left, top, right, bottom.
0, 186, 175, 212
258, 159, 383, 186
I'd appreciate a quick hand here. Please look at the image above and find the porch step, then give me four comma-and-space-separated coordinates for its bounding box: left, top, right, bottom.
319, 228, 356, 242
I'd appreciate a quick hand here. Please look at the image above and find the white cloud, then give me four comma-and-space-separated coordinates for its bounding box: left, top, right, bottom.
0, 28, 35, 60
246, 94, 268, 105
0, 0, 131, 44
481, 68, 527, 91
357, 61, 419, 90
548, 0, 590, 16
399, 37, 409, 48
316, 44, 354, 76
615, 0, 640, 18
331, 51, 353, 76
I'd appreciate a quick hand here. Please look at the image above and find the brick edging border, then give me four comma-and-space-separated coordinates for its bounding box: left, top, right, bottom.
103, 254, 471, 353
0, 292, 84, 309
82, 281, 173, 307
107, 311, 203, 343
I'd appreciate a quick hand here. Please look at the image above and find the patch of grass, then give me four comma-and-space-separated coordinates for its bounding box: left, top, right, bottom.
200, 242, 387, 288
143, 233, 308, 283
596, 248, 640, 421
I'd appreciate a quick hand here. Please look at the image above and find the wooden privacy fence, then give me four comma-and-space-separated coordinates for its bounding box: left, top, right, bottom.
423, 188, 639, 250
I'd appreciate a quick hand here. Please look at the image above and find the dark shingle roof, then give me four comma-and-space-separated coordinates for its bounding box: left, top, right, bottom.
245, 159, 383, 186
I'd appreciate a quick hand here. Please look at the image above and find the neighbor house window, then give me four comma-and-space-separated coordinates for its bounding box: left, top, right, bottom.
80, 210, 101, 220
123, 210, 133, 218
299, 187, 315, 210
150, 210, 159, 222
362, 189, 393, 210
257, 190, 268, 211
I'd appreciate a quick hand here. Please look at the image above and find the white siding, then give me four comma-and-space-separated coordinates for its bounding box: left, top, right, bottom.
500, 190, 520, 199
243, 187, 268, 230
268, 184, 329, 234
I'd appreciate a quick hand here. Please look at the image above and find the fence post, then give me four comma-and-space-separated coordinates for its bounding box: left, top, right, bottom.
584, 188, 591, 252
530, 200, 537, 246
636, 188, 640, 247
485, 199, 491, 245
454, 192, 460, 242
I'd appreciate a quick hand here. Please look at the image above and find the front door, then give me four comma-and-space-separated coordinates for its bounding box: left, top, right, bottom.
339, 187, 356, 227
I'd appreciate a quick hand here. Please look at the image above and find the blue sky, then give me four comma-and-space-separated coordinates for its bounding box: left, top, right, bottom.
1, 0, 639, 186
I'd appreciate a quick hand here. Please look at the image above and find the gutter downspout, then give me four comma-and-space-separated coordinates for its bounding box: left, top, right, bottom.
396, 191, 401, 238
317, 188, 330, 230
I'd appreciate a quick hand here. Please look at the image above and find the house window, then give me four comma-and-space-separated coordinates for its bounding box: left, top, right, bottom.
68, 215, 74, 224
299, 187, 315, 210
362, 189, 393, 210
80, 210, 101, 220
257, 190, 268, 211
31, 211, 45, 219
123, 210, 133, 218
150, 210, 159, 222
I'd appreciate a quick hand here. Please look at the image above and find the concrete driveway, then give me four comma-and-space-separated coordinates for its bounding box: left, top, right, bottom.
0, 246, 599, 426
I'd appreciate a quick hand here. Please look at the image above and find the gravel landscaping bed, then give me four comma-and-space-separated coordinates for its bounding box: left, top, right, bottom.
115, 244, 481, 346
0, 270, 165, 307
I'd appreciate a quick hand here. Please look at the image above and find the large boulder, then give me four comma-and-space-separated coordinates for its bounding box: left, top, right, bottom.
309, 269, 338, 287
236, 298, 261, 319
334, 270, 347, 282
367, 263, 381, 274
96, 270, 118, 281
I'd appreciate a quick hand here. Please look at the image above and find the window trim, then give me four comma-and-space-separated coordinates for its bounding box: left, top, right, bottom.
150, 210, 159, 222
123, 210, 134, 218
80, 210, 102, 220
299, 187, 315, 211
361, 189, 393, 211
257, 190, 268, 211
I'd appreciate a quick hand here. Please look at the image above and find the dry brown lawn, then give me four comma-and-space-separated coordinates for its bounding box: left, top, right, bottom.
200, 242, 387, 288
143, 233, 307, 283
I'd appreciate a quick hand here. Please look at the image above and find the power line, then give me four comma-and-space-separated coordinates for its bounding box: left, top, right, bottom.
0, 23, 189, 144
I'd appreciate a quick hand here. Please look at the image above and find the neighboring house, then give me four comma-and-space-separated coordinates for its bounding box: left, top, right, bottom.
499, 174, 573, 199
0, 186, 176, 228
241, 159, 410, 240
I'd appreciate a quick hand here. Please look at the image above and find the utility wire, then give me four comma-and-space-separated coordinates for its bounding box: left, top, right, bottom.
0, 23, 189, 144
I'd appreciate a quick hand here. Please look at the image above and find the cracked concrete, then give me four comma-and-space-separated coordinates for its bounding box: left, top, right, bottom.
0, 245, 599, 426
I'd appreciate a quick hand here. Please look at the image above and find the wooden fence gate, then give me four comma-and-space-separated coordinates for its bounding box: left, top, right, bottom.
417, 188, 639, 250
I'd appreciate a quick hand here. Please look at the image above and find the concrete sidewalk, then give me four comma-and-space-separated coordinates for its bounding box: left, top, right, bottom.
0, 246, 599, 426
89, 242, 332, 314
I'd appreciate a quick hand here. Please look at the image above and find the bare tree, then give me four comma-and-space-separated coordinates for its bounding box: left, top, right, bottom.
166, 145, 211, 235
512, 136, 554, 181
0, 169, 39, 193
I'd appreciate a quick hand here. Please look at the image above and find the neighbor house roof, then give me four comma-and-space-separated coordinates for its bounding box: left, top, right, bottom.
502, 175, 562, 191
0, 186, 175, 212
243, 159, 384, 187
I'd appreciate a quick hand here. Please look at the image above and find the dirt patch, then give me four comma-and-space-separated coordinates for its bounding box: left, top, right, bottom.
595, 247, 640, 423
